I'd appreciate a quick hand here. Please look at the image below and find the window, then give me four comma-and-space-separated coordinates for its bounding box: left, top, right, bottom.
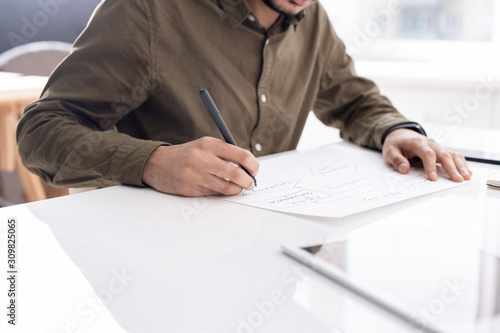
322, 0, 500, 64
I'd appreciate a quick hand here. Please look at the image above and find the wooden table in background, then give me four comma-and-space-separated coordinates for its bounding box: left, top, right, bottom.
0, 72, 50, 202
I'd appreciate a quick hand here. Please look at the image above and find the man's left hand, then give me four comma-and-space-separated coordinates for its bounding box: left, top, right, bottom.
382, 128, 472, 182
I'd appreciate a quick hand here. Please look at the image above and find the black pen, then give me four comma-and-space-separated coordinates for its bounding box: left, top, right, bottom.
199, 88, 257, 187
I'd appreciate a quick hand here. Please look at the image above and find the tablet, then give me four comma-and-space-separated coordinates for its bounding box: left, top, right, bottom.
282, 231, 500, 333
448, 147, 500, 165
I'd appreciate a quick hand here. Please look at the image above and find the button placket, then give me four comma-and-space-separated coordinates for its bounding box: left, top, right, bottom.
250, 36, 275, 155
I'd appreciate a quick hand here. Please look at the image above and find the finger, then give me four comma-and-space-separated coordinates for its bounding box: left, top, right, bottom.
207, 158, 255, 190
192, 137, 258, 189
436, 149, 464, 182
418, 147, 439, 181
184, 187, 220, 197
384, 147, 411, 174
165, 175, 221, 197
213, 141, 260, 176
452, 152, 472, 180
195, 186, 223, 197
200, 174, 246, 196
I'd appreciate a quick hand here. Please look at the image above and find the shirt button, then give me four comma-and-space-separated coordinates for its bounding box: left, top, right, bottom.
255, 143, 263, 152
265, 39, 270, 45
248, 15, 256, 22
260, 94, 267, 103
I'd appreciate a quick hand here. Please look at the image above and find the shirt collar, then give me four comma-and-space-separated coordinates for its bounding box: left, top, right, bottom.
287, 10, 306, 26
218, 0, 253, 28
217, 0, 306, 29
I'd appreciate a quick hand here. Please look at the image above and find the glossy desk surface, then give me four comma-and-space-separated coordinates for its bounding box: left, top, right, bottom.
1, 143, 500, 333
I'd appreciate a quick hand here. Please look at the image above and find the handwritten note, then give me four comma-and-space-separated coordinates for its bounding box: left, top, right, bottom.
223, 143, 496, 217
242, 179, 300, 195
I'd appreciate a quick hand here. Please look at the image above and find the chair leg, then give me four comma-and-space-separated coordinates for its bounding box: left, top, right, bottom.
0, 105, 18, 172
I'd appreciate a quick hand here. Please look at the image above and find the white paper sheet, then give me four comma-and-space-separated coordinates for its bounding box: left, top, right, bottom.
224, 143, 496, 217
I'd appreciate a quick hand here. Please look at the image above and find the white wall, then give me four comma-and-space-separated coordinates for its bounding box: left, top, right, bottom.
298, 60, 500, 150
355, 61, 500, 130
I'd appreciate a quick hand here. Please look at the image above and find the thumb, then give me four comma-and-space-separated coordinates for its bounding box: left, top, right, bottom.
385, 148, 411, 174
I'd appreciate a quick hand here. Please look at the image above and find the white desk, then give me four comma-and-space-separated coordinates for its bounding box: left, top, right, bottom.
1, 142, 500, 333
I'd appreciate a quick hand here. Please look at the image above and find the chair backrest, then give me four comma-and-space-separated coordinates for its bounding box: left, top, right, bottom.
0, 41, 72, 76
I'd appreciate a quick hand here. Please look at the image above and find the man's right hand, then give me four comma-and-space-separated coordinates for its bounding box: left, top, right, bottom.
141, 137, 259, 197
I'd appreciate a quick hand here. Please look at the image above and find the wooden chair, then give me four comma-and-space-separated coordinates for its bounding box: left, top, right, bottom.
0, 98, 48, 202
0, 41, 72, 202
0, 41, 71, 76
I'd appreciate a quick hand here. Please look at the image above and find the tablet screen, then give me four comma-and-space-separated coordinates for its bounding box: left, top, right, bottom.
447, 147, 500, 165
301, 232, 500, 333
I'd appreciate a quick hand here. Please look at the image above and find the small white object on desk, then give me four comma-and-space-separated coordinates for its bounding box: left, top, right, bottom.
486, 179, 500, 190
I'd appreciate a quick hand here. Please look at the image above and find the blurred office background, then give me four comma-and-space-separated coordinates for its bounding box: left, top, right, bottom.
0, 0, 101, 206
0, 0, 499, 205
0, 0, 101, 53
323, 0, 500, 129
301, 0, 500, 149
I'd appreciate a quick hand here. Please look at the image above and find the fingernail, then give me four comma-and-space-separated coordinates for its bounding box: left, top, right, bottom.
398, 163, 406, 173
430, 172, 438, 180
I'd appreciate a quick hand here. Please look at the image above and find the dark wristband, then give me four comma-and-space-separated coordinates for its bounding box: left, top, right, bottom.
381, 122, 427, 145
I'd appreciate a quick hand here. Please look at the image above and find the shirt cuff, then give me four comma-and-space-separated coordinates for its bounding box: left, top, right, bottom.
381, 122, 427, 146
110, 140, 169, 187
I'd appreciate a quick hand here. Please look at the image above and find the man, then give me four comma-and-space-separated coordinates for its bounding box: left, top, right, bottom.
17, 0, 472, 197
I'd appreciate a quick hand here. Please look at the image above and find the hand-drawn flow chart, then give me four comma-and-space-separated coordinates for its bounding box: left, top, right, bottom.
225, 143, 495, 217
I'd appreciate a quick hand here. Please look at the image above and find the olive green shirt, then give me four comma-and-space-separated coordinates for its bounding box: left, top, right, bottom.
17, 0, 410, 188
